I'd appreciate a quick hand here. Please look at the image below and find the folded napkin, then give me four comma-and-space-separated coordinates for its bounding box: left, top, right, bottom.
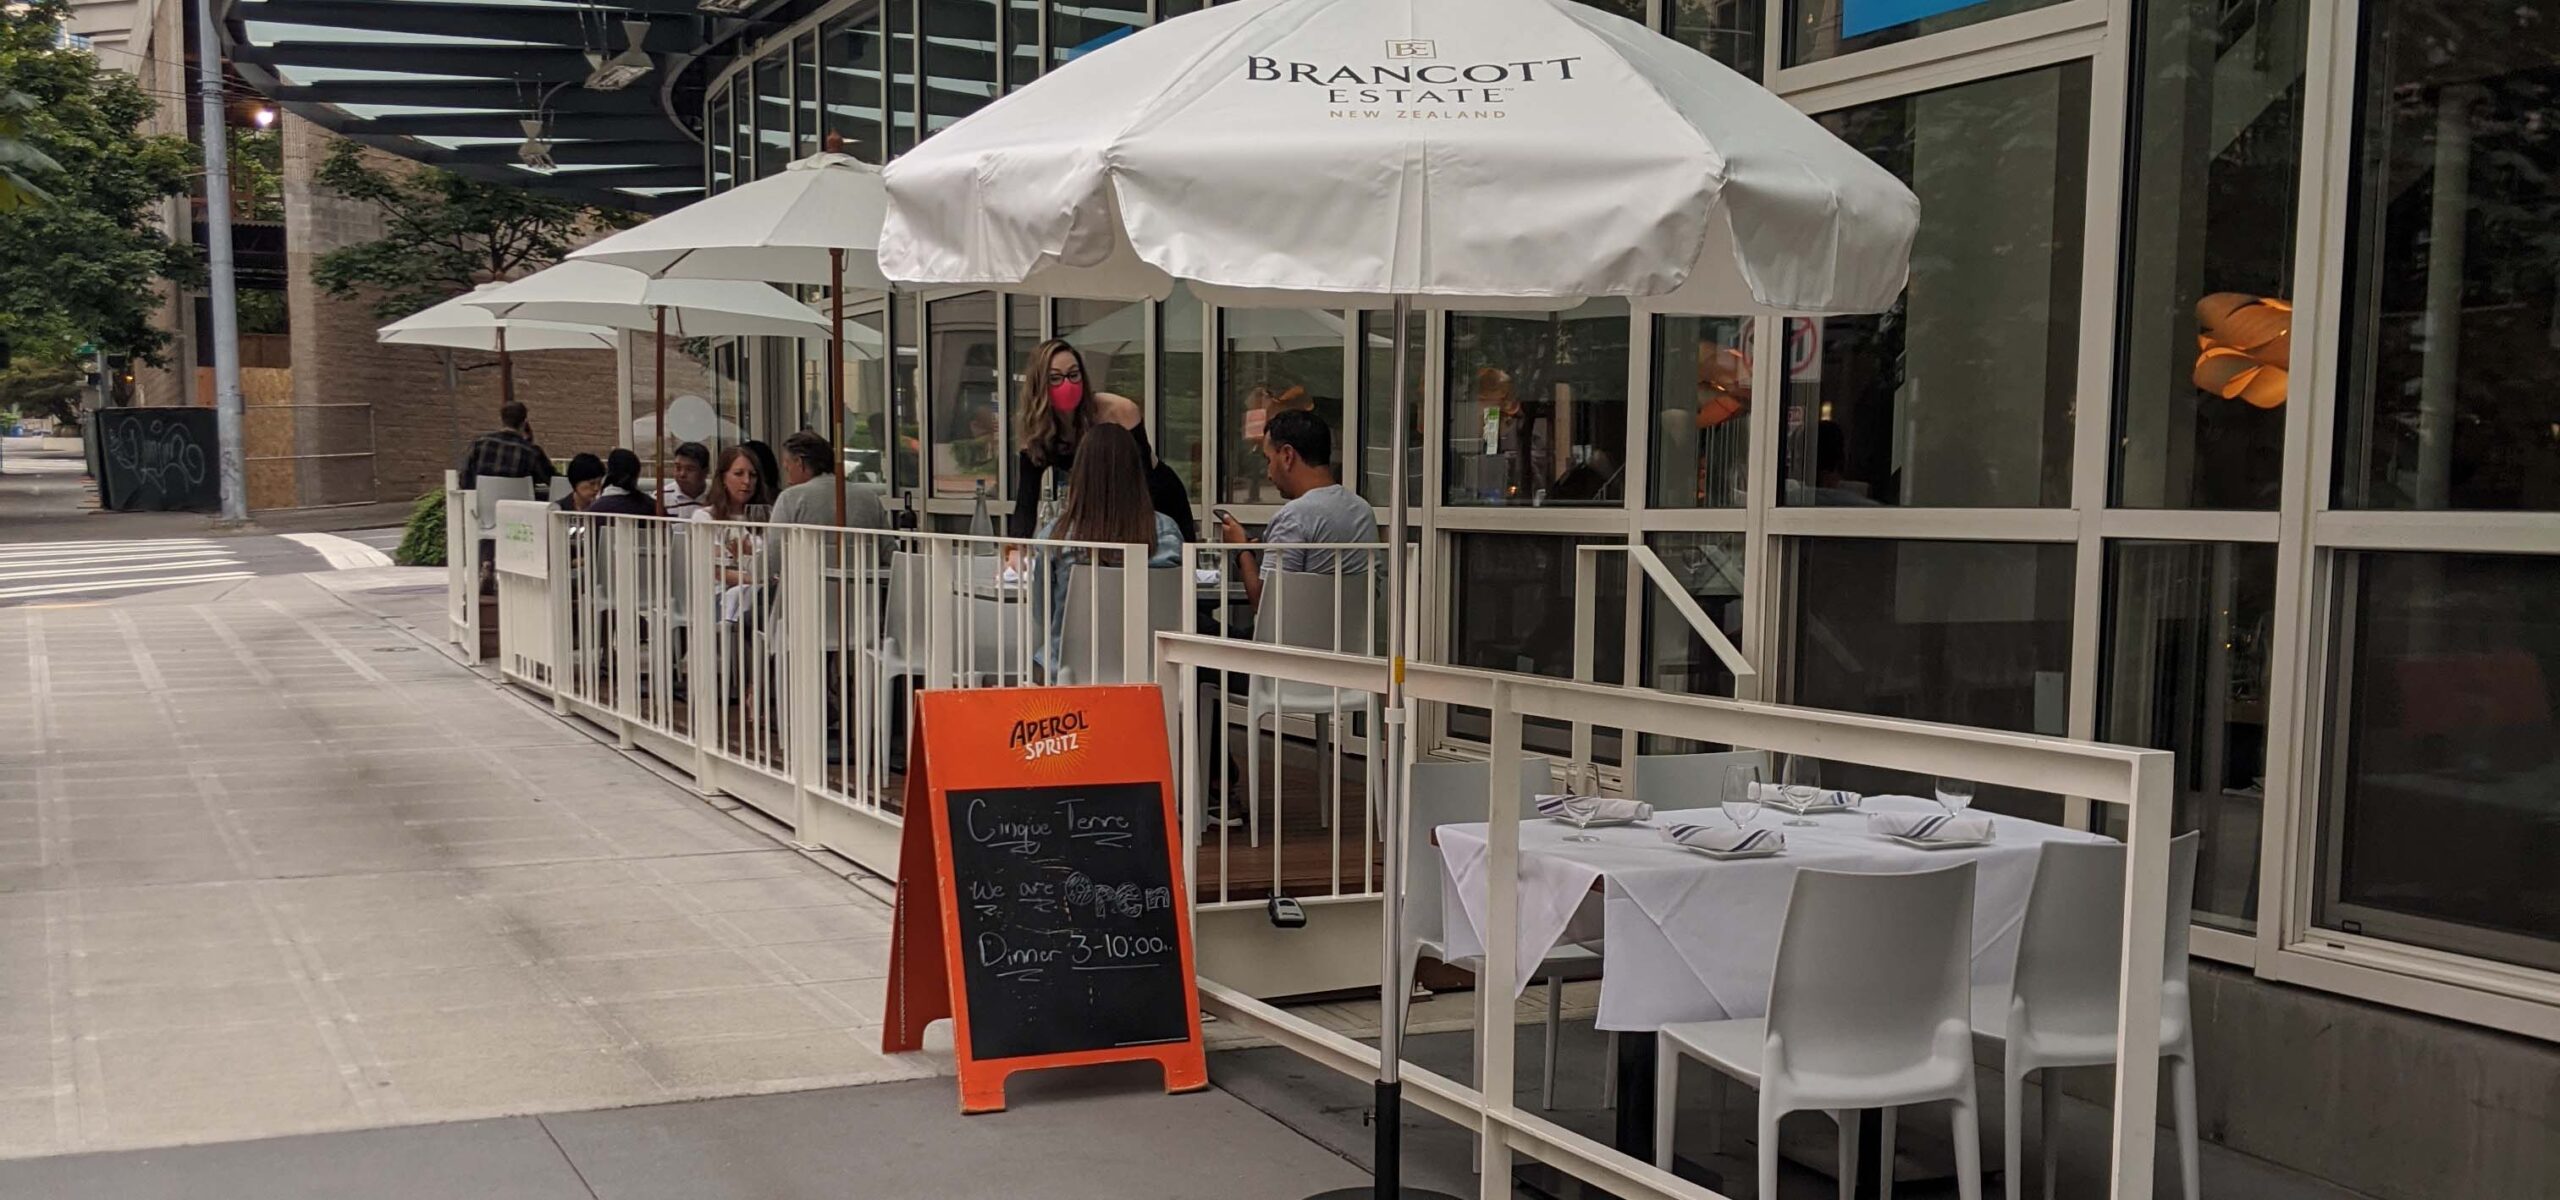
1659, 823, 1785, 854
1534, 795, 1653, 825
1751, 781, 1862, 811
1868, 811, 1997, 842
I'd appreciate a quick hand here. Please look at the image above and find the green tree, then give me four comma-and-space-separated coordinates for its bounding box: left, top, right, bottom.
0, 0, 198, 374
0, 357, 83, 423
312, 139, 635, 321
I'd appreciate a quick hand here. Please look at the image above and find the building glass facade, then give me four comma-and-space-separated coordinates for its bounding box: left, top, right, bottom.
696, 0, 2560, 1039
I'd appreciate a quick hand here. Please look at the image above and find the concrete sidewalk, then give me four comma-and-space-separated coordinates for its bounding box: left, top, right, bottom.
0, 570, 945, 1157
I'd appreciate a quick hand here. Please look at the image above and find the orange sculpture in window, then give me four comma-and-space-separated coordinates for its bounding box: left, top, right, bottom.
2192, 292, 2291, 409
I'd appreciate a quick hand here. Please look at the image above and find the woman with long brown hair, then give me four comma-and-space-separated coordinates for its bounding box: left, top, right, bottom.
692, 445, 768, 622
1008, 339, 1197, 560
1033, 422, 1183, 679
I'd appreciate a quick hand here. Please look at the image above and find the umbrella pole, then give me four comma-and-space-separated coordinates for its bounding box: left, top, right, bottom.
831, 247, 847, 527
652, 305, 668, 513
497, 326, 515, 409
1308, 296, 1448, 1200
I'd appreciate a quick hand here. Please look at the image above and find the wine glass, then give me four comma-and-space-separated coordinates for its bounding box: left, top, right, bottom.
1561, 760, 1602, 843
1934, 776, 1975, 818
1779, 754, 1821, 827
1720, 763, 1763, 832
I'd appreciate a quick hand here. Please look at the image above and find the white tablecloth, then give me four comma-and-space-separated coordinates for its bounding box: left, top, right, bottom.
1434, 796, 2110, 1032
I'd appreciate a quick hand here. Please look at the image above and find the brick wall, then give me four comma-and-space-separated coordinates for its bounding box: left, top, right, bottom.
279, 118, 708, 506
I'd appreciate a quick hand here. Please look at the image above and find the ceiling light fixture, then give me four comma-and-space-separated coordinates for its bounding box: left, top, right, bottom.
582, 20, 654, 92
515, 118, 556, 172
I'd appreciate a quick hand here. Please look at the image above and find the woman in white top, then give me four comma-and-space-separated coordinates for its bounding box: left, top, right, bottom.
690, 446, 768, 623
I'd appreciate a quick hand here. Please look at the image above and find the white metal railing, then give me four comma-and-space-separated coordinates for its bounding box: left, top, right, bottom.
1151, 632, 2177, 1200
491, 499, 557, 690
443, 471, 478, 660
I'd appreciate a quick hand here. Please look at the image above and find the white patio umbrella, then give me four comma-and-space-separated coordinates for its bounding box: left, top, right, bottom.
466, 260, 831, 510
878, 1, 1915, 1194
378, 283, 618, 410
565, 149, 895, 523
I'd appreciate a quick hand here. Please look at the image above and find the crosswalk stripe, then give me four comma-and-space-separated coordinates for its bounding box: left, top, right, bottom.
0, 549, 239, 568
279, 532, 393, 570
0, 557, 241, 583
0, 571, 255, 601
0, 539, 221, 553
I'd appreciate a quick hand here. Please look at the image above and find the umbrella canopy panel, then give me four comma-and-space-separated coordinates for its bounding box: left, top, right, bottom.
378, 284, 619, 352
566, 152, 899, 289
465, 261, 833, 338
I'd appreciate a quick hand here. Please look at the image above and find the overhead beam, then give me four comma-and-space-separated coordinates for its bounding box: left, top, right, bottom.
236, 2, 703, 52
266, 80, 660, 115
527, 164, 705, 188
234, 41, 593, 80
426, 139, 699, 167
349, 112, 683, 140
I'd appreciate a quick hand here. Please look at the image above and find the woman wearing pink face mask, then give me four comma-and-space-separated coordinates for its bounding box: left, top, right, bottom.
1007, 339, 1197, 563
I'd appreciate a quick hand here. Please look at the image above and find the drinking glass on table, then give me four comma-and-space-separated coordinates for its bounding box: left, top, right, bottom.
1721, 763, 1763, 831
1934, 776, 1975, 817
1561, 760, 1603, 842
1778, 753, 1821, 827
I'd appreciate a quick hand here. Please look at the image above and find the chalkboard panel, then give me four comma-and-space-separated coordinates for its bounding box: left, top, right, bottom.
96, 407, 219, 513
943, 780, 1191, 1061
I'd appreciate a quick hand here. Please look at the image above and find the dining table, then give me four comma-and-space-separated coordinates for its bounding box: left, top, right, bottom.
1433, 794, 2112, 1192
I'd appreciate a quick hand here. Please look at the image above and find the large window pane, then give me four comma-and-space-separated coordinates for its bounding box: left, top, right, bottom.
2101, 541, 2276, 931
824, 12, 885, 164
844, 309, 893, 485
1790, 64, 2088, 508
1007, 0, 1040, 88
1052, 297, 1150, 418
754, 53, 791, 178
795, 33, 821, 157
1665, 0, 1763, 81
889, 296, 923, 494
1448, 534, 1627, 763
888, 0, 918, 155
707, 87, 734, 192
1640, 532, 1748, 754
1160, 285, 1205, 497
1444, 301, 1630, 508
2337, 2, 2560, 511
1359, 308, 1425, 506
1049, 0, 1145, 69
1651, 314, 1753, 509
928, 293, 1002, 500
2113, 0, 2306, 509
1789, 538, 2074, 819
921, 0, 1000, 135
2319, 552, 2560, 971
1222, 309, 1347, 505
1787, 0, 2064, 67
731, 73, 755, 183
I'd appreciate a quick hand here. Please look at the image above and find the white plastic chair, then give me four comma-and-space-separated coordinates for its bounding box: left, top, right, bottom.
864, 551, 930, 754
471, 475, 536, 537
1058, 564, 1183, 685
1246, 570, 1382, 847
1977, 831, 2202, 1200
1632, 750, 1772, 808
1405, 755, 1610, 1111
1656, 862, 1983, 1200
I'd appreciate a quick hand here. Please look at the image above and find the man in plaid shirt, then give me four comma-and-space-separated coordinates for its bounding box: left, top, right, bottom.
457, 402, 555, 490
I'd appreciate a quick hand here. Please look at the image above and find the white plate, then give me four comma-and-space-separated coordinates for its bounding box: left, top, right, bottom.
1675, 843, 1784, 861
1884, 834, 1995, 851
1769, 800, 1860, 816
1548, 815, 1641, 829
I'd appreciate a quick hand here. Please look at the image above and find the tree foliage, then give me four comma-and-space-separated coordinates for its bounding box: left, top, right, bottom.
312, 139, 636, 322
0, 357, 82, 423
0, 0, 198, 370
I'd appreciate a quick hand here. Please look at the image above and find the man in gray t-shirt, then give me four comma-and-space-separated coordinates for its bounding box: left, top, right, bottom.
1214, 409, 1377, 621
772, 430, 890, 530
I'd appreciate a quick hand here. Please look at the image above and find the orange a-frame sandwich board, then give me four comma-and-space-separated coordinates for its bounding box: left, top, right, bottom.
880, 684, 1209, 1114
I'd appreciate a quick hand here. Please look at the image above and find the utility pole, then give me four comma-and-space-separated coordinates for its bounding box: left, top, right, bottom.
193, 0, 245, 521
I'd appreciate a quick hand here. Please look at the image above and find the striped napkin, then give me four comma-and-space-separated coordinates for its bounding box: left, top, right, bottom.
1751, 782, 1862, 812
1867, 811, 1996, 843
1534, 795, 1653, 825
1659, 822, 1785, 854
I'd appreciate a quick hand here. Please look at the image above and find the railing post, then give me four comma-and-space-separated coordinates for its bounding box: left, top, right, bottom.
610, 519, 640, 747
1479, 677, 1522, 1189
923, 537, 957, 691
784, 526, 825, 842
685, 519, 718, 795
1120, 539, 1151, 689
2108, 751, 2175, 1199
1570, 546, 1597, 769
547, 510, 573, 714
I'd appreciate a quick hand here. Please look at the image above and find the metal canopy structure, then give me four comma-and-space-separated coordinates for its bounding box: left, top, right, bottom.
221, 0, 770, 213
